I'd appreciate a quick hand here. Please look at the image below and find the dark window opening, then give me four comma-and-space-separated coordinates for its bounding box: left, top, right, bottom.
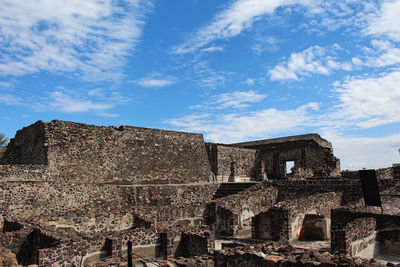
299, 214, 327, 241
16, 229, 60, 265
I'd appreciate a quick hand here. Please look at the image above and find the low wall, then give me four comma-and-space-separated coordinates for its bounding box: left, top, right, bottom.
331, 209, 400, 258
0, 181, 219, 233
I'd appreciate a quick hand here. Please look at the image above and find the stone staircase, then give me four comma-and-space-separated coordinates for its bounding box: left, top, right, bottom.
212, 182, 259, 200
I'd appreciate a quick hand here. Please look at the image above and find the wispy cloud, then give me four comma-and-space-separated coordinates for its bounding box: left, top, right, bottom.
251, 36, 279, 55
330, 71, 400, 129
0, 94, 23, 106
189, 60, 233, 88
167, 102, 319, 143
136, 75, 178, 88
191, 90, 266, 110
201, 45, 225, 53
32, 88, 130, 117
172, 0, 379, 55
269, 45, 353, 81
243, 78, 256, 86
46, 91, 113, 113
353, 39, 400, 68
173, 0, 292, 54
324, 132, 400, 170
0, 0, 152, 81
0, 81, 14, 89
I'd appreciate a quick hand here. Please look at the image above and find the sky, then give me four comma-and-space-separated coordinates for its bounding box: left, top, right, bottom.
0, 0, 400, 170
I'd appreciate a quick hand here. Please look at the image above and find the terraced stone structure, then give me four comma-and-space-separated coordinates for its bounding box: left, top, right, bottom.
0, 120, 399, 266
1, 120, 212, 184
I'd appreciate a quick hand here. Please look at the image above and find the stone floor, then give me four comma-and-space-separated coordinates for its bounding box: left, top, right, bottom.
292, 240, 331, 252
375, 254, 400, 265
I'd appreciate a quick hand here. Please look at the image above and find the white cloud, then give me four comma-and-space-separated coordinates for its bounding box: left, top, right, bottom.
189, 60, 233, 88
172, 0, 379, 55
363, 40, 400, 67
137, 75, 178, 88
47, 91, 113, 113
192, 90, 266, 110
366, 0, 400, 42
0, 0, 151, 81
269, 45, 353, 81
251, 36, 279, 55
173, 0, 293, 54
0, 94, 22, 106
243, 78, 256, 86
0, 81, 14, 89
201, 45, 225, 53
324, 133, 400, 170
32, 88, 130, 116
167, 102, 319, 143
332, 71, 400, 128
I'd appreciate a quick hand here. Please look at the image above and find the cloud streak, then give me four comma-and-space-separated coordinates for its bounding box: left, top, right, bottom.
136, 75, 178, 88
191, 90, 266, 110
168, 102, 319, 143
173, 0, 291, 54
0, 0, 151, 81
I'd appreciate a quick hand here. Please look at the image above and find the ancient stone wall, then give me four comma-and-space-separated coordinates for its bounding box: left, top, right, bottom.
0, 181, 219, 233
259, 140, 340, 179
331, 209, 400, 257
278, 192, 342, 242
0, 165, 48, 181
252, 208, 289, 241
205, 143, 259, 181
2, 120, 212, 183
1, 121, 47, 165
341, 167, 400, 180
0, 147, 5, 162
234, 135, 341, 179
120, 183, 219, 226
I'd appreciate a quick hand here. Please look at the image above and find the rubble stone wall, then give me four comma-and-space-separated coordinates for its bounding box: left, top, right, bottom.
331, 209, 400, 257
0, 165, 48, 181
260, 140, 340, 179
2, 120, 212, 183
0, 181, 219, 233
252, 208, 289, 241
119, 183, 219, 226
205, 143, 259, 181
1, 121, 47, 165
0, 147, 5, 161
341, 166, 400, 180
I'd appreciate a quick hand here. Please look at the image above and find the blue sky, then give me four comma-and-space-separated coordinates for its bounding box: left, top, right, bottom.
1, 0, 400, 170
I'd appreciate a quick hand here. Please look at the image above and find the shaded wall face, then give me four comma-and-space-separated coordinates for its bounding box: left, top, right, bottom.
214, 145, 258, 180
44, 121, 211, 183
252, 208, 289, 241
0, 181, 219, 233
1, 122, 47, 165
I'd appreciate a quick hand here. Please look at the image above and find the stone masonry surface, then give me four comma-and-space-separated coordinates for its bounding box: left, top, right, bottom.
1, 120, 400, 266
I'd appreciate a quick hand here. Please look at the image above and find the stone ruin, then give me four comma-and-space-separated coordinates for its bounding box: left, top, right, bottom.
0, 120, 399, 266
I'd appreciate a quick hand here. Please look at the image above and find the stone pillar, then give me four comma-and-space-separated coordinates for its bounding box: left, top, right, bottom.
160, 232, 174, 260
